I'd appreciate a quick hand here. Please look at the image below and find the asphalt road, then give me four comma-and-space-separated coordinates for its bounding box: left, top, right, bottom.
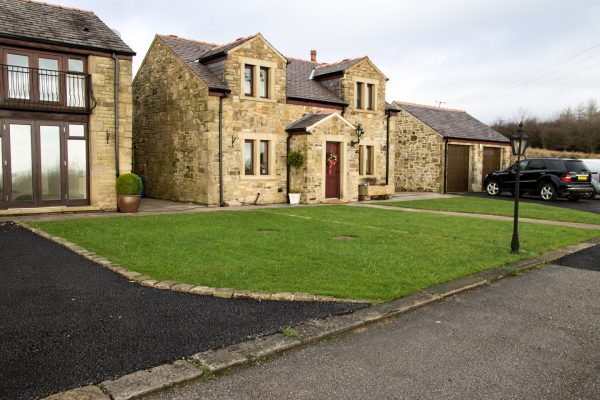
146, 246, 600, 400
0, 223, 364, 400
465, 192, 600, 214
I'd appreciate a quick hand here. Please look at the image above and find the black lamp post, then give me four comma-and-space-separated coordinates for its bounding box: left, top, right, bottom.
510, 122, 529, 253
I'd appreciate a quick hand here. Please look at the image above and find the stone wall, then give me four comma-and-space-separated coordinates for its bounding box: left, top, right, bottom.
289, 117, 360, 203
341, 58, 392, 188
132, 37, 212, 204
394, 110, 445, 192
88, 55, 133, 210
133, 36, 392, 206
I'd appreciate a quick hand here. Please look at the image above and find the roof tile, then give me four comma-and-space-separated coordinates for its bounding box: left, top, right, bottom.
159, 35, 229, 91
0, 0, 134, 55
395, 102, 509, 143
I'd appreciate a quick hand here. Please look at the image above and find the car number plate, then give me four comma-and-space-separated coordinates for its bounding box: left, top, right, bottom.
577, 175, 587, 181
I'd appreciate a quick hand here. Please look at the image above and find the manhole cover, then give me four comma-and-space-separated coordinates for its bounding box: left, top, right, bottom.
332, 235, 356, 240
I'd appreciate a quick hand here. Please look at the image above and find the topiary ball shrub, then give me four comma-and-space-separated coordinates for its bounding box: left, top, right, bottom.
288, 151, 305, 168
116, 173, 143, 196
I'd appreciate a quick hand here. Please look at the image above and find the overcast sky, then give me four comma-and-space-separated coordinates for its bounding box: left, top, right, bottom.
49, 0, 600, 124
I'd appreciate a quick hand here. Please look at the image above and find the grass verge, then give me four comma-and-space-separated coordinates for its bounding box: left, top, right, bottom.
30, 205, 599, 302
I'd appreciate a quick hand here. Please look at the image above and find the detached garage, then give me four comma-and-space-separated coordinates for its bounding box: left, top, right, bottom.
393, 102, 511, 193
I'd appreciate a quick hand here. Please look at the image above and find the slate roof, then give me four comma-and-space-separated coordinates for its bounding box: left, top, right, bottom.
313, 58, 362, 78
385, 101, 402, 112
0, 0, 135, 55
394, 102, 509, 143
159, 35, 229, 91
286, 112, 334, 132
196, 35, 255, 62
158, 33, 370, 104
286, 59, 347, 105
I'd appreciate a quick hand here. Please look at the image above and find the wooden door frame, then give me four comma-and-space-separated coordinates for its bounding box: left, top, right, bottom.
1, 118, 90, 209
482, 146, 501, 184
324, 141, 342, 199
445, 143, 470, 193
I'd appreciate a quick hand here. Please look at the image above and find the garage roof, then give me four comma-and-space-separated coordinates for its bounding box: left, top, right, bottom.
394, 102, 509, 143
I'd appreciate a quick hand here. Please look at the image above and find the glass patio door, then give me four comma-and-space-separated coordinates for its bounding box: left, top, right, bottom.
5, 121, 35, 207
38, 123, 65, 206
2, 121, 72, 208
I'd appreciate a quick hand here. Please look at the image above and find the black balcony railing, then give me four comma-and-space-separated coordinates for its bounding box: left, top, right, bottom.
0, 64, 95, 113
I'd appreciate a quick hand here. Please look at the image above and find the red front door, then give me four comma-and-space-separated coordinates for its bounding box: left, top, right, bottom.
325, 141, 340, 198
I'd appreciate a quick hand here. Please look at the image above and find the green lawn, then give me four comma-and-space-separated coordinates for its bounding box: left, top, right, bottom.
380, 196, 600, 225
31, 206, 600, 302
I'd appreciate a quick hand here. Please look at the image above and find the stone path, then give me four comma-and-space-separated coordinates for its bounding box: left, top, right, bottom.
350, 203, 600, 230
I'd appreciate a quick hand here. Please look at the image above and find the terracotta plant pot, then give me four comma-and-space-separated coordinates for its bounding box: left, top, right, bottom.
117, 195, 141, 213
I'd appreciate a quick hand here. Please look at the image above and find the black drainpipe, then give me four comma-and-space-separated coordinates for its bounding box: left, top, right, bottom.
286, 133, 292, 199
112, 53, 120, 177
218, 95, 225, 207
443, 137, 449, 193
385, 111, 391, 185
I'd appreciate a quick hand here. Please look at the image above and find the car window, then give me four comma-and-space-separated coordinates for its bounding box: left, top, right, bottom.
565, 160, 588, 173
545, 159, 566, 171
527, 159, 546, 170
519, 160, 528, 170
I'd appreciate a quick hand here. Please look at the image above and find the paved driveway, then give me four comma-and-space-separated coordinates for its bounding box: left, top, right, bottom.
465, 192, 600, 214
0, 223, 363, 400
145, 246, 600, 400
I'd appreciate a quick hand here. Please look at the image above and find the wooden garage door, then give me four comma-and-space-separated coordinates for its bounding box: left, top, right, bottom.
446, 144, 469, 192
482, 147, 501, 182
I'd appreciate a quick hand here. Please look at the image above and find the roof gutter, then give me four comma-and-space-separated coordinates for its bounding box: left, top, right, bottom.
0, 33, 136, 56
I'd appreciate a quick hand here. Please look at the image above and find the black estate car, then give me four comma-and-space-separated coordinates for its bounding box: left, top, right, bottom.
483, 158, 594, 201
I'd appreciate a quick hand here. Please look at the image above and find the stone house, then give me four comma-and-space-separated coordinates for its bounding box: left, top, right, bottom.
133, 33, 397, 205
392, 102, 511, 193
0, 0, 134, 213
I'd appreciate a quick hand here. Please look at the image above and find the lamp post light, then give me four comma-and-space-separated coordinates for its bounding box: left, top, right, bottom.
351, 123, 364, 147
510, 122, 529, 253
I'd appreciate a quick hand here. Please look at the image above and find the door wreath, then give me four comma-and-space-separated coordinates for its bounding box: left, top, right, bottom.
326, 152, 337, 175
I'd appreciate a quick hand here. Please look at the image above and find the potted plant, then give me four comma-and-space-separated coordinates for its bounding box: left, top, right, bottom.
288, 188, 301, 205
287, 151, 304, 204
116, 173, 143, 213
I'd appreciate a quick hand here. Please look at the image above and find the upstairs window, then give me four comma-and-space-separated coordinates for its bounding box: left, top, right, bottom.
244, 65, 254, 96
7, 53, 30, 100
355, 82, 363, 109
366, 84, 374, 110
242, 62, 272, 100
38, 57, 59, 102
259, 67, 269, 98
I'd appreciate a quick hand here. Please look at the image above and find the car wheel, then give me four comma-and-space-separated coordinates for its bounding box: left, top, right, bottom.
539, 183, 557, 201
485, 180, 500, 196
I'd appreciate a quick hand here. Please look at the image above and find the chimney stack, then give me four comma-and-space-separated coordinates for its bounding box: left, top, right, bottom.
310, 49, 317, 62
